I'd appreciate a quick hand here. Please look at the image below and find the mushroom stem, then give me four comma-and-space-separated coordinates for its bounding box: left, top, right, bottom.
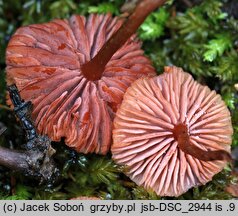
174, 123, 231, 161
81, 0, 167, 81
0, 146, 29, 172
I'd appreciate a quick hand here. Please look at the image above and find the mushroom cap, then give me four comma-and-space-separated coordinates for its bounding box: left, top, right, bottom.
6, 13, 155, 154
112, 66, 233, 197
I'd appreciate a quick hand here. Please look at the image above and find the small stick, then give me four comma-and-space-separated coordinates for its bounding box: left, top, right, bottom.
0, 85, 59, 183
7, 85, 37, 143
0, 147, 29, 173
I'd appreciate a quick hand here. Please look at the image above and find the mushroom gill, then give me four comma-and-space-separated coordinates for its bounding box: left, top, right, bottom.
112, 66, 233, 197
6, 13, 155, 155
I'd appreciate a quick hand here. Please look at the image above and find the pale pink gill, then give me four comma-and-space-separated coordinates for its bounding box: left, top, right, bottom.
6, 14, 155, 154
112, 66, 233, 197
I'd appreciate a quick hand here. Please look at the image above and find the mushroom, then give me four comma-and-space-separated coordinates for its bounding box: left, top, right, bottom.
6, 0, 167, 154
112, 66, 233, 197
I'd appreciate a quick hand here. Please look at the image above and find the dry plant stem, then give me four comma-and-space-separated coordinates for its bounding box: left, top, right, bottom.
0, 140, 58, 181
0, 85, 59, 182
0, 146, 29, 172
81, 0, 167, 81
7, 84, 37, 143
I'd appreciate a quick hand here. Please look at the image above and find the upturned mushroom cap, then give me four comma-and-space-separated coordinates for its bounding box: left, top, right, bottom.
6, 13, 155, 154
112, 66, 233, 197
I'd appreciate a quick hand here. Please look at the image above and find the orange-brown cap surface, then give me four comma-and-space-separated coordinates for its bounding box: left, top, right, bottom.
112, 66, 233, 197
6, 13, 155, 154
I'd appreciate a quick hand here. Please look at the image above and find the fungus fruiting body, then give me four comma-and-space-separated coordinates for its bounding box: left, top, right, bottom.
112, 66, 233, 197
6, 13, 155, 154
6, 0, 168, 154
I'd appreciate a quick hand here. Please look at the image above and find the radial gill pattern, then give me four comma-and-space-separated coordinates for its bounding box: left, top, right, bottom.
112, 66, 233, 197
6, 14, 155, 154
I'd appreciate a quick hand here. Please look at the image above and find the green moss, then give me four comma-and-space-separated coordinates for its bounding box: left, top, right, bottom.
138, 8, 169, 41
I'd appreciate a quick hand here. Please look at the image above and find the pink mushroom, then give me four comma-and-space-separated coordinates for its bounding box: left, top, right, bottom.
5, 13, 155, 154
112, 66, 233, 197
6, 0, 168, 154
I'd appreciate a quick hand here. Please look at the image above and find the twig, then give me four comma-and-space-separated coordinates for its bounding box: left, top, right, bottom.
7, 85, 37, 143
0, 146, 29, 172
0, 85, 59, 183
